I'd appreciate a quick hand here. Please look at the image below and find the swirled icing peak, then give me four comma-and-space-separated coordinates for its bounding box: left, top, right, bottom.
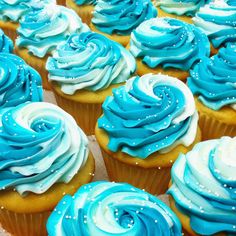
46, 32, 136, 95
16, 4, 90, 58
0, 29, 13, 52
47, 181, 182, 236
0, 102, 89, 195
168, 136, 236, 235
0, 53, 42, 110
130, 17, 210, 71
98, 74, 198, 158
188, 43, 236, 110
75, 0, 96, 5
193, 0, 236, 48
92, 0, 157, 35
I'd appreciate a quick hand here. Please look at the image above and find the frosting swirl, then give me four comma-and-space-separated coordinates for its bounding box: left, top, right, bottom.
75, 0, 96, 5
168, 136, 236, 235
0, 29, 13, 53
98, 74, 198, 158
193, 0, 236, 48
92, 0, 157, 35
16, 4, 90, 58
0, 53, 42, 110
46, 32, 136, 95
0, 102, 89, 195
188, 43, 236, 110
47, 181, 182, 236
130, 17, 210, 71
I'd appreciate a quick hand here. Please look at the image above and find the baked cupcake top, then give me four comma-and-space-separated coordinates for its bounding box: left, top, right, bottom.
168, 136, 236, 235
0, 102, 89, 195
75, 0, 96, 5
193, 0, 236, 48
188, 43, 236, 110
98, 74, 198, 158
0, 0, 55, 22
129, 17, 210, 71
16, 4, 90, 58
0, 29, 13, 52
92, 0, 157, 36
154, 0, 209, 16
46, 32, 136, 95
0, 53, 42, 110
47, 181, 182, 236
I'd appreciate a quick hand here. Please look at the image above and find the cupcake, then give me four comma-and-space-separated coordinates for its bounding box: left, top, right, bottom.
168, 136, 236, 236
66, 0, 96, 25
15, 3, 89, 90
193, 0, 236, 55
0, 29, 13, 52
0, 102, 95, 236
90, 0, 157, 46
47, 32, 136, 135
47, 181, 182, 236
129, 17, 210, 81
95, 74, 201, 195
153, 0, 209, 24
187, 43, 236, 140
57, 0, 66, 5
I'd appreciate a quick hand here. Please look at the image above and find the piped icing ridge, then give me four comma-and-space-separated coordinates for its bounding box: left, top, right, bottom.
129, 17, 210, 71
92, 0, 157, 36
98, 74, 198, 159
0, 29, 13, 52
193, 0, 236, 48
75, 0, 96, 5
16, 4, 90, 58
168, 136, 236, 235
0, 102, 89, 195
188, 43, 236, 110
47, 181, 182, 236
46, 32, 136, 95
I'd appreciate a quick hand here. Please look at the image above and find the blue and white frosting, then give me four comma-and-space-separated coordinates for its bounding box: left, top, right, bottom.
47, 32, 136, 95
16, 4, 90, 58
0, 29, 13, 52
98, 74, 198, 159
75, 0, 96, 5
188, 43, 236, 111
130, 17, 210, 71
168, 136, 236, 235
92, 0, 157, 36
0, 53, 42, 110
0, 102, 89, 195
47, 181, 182, 236
193, 0, 236, 48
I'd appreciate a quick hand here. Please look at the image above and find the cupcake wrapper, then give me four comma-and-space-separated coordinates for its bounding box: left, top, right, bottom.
57, 0, 66, 5
0, 208, 50, 236
54, 92, 102, 135
0, 21, 18, 41
199, 112, 236, 140
76, 7, 93, 25
101, 150, 171, 195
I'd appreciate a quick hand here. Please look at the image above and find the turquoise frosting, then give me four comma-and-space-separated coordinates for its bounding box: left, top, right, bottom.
0, 102, 89, 195
0, 29, 13, 52
188, 43, 236, 111
75, 0, 96, 5
98, 74, 198, 158
0, 53, 42, 110
47, 181, 182, 236
168, 136, 236, 235
16, 4, 90, 58
92, 0, 157, 36
193, 0, 236, 48
46, 32, 136, 95
130, 17, 210, 71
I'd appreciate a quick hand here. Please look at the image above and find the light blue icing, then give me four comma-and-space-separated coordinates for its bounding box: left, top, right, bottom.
130, 17, 210, 71
75, 0, 96, 5
16, 4, 90, 58
0, 53, 42, 110
193, 0, 236, 48
168, 137, 236, 235
0, 102, 89, 195
46, 32, 136, 95
188, 43, 236, 110
47, 181, 182, 236
92, 0, 157, 36
0, 29, 13, 52
98, 74, 198, 159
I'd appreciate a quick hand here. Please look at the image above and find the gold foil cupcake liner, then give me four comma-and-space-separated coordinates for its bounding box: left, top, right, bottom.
0, 21, 18, 42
